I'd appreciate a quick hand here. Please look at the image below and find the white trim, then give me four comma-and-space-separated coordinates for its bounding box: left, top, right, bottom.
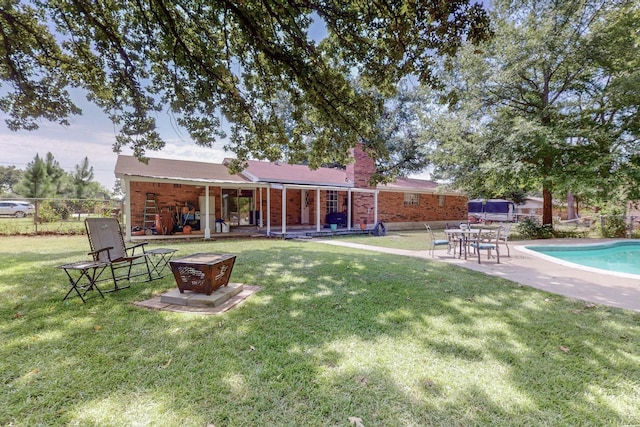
124, 176, 132, 241
281, 186, 287, 234
204, 186, 211, 238
316, 188, 321, 232
117, 174, 257, 188
266, 188, 271, 234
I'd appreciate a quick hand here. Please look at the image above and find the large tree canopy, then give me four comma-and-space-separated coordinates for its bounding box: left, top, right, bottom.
428, 0, 639, 225
0, 0, 490, 173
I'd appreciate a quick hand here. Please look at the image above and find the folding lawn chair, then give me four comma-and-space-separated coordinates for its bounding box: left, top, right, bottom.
85, 218, 177, 291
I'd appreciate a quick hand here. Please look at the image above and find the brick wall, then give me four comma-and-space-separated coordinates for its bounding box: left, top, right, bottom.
129, 181, 220, 227
128, 177, 467, 230
376, 192, 467, 223
346, 144, 376, 189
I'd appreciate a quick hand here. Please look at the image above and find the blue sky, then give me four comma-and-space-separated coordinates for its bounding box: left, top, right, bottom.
0, 90, 232, 190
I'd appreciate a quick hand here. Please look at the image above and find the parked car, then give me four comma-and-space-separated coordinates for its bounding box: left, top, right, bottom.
0, 201, 35, 218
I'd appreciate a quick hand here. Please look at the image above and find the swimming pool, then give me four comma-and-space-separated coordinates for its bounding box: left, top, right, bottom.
521, 240, 640, 278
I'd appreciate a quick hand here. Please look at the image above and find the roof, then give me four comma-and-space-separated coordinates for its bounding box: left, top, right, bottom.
239, 160, 351, 187
114, 156, 250, 184
378, 177, 439, 192
114, 155, 443, 191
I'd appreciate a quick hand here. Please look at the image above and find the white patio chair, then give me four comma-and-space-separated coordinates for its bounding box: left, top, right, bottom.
425, 224, 451, 257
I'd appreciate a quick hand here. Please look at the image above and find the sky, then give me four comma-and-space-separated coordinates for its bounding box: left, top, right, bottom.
0, 92, 231, 190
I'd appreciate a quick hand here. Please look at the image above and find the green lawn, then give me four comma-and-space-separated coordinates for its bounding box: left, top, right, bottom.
1, 235, 639, 426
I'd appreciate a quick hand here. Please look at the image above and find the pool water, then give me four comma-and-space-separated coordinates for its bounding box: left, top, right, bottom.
525, 240, 640, 276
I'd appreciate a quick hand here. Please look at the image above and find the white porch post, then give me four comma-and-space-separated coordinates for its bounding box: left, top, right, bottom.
316, 187, 321, 232
204, 185, 211, 239
266, 186, 271, 235
374, 191, 379, 225
258, 187, 263, 228
347, 189, 352, 230
124, 176, 132, 242
281, 185, 287, 234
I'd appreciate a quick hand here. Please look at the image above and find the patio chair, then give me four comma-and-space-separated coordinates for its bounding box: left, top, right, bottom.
469, 226, 502, 264
85, 218, 176, 291
426, 224, 451, 257
498, 223, 512, 257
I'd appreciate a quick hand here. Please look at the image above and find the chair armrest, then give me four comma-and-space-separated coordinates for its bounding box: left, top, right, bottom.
89, 246, 114, 261
126, 241, 149, 255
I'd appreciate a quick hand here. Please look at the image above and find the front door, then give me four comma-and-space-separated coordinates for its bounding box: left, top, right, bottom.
301, 190, 310, 224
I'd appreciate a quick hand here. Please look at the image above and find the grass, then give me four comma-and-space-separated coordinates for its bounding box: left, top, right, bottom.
0, 216, 89, 235
1, 235, 640, 426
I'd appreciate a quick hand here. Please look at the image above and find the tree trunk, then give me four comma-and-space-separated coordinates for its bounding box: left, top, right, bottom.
542, 186, 553, 226
567, 192, 576, 220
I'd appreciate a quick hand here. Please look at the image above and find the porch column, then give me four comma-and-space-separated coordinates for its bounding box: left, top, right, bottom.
347, 189, 352, 230
281, 185, 287, 234
374, 191, 379, 225
258, 187, 263, 228
316, 187, 321, 232
124, 176, 132, 242
266, 186, 271, 235
204, 185, 211, 239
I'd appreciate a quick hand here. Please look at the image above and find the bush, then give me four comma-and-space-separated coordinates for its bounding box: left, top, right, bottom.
517, 217, 553, 239
36, 201, 62, 223
594, 215, 628, 238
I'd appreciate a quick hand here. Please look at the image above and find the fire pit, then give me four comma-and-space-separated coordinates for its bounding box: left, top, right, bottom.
169, 253, 236, 295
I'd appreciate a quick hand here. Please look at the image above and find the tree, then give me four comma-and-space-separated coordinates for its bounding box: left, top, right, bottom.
429, 0, 638, 225
44, 152, 68, 196
369, 83, 436, 181
0, 1, 491, 174
0, 165, 22, 195
73, 157, 94, 199
15, 154, 50, 198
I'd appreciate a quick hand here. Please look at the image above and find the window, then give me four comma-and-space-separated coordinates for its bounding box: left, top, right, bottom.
439, 195, 446, 207
404, 193, 420, 206
326, 190, 338, 213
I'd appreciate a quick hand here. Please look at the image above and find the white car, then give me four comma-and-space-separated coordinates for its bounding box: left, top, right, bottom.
0, 201, 35, 218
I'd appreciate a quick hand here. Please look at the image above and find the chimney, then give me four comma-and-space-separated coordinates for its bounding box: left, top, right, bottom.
346, 143, 376, 189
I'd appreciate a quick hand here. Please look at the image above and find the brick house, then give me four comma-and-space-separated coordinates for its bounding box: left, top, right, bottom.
114, 146, 467, 240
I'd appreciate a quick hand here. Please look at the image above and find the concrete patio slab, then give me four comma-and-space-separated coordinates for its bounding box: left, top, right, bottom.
317, 238, 640, 312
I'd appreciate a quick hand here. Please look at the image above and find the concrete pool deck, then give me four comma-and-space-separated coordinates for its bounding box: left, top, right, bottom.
317, 238, 640, 313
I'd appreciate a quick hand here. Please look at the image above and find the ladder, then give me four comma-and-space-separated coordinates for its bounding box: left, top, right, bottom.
143, 193, 158, 230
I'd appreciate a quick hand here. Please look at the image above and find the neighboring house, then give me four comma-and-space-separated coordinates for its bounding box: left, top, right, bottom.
514, 197, 544, 220
114, 145, 468, 240
514, 197, 569, 221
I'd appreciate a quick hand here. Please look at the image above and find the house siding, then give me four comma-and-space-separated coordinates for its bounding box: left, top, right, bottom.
129, 181, 221, 228
377, 192, 468, 224
127, 181, 467, 231
122, 148, 468, 234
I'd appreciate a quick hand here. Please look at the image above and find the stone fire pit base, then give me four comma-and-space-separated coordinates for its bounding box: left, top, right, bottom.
161, 283, 244, 307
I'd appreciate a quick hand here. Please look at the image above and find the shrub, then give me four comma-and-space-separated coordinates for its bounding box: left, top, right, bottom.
517, 217, 553, 239
594, 215, 628, 238
36, 201, 62, 223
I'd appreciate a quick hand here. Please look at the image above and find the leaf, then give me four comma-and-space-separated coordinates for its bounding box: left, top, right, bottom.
349, 416, 364, 427
559, 345, 570, 353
